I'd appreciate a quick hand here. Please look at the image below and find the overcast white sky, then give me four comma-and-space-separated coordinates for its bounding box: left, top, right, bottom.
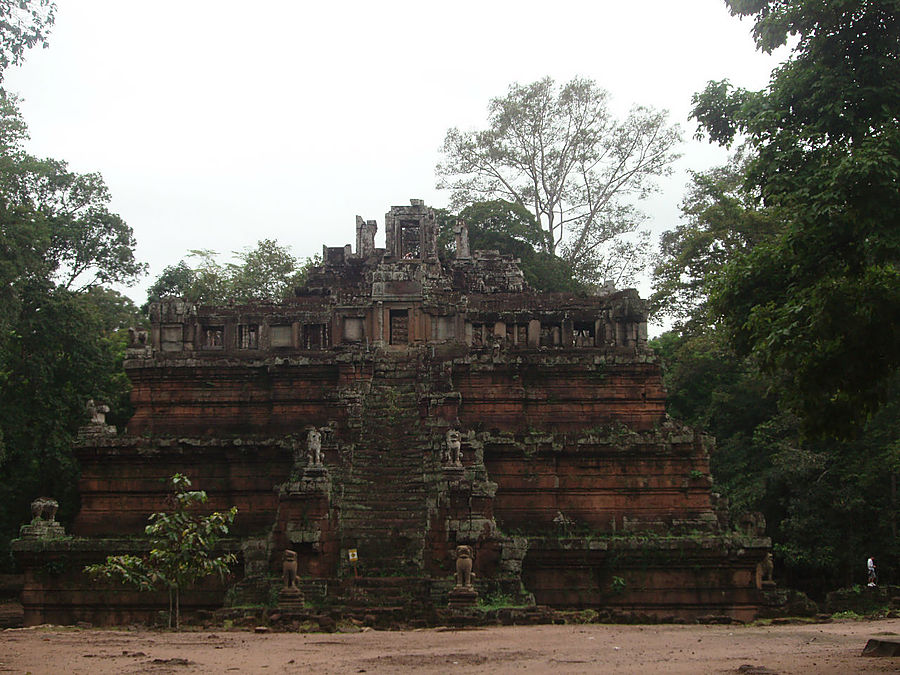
6, 0, 787, 327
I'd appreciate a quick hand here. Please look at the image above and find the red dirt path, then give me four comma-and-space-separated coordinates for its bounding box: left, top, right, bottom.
3, 619, 900, 674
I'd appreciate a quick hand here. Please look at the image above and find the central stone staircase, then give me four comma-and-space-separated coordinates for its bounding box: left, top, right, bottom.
337, 349, 441, 577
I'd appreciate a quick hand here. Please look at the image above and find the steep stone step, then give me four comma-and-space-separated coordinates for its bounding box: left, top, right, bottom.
335, 577, 432, 611
334, 368, 445, 580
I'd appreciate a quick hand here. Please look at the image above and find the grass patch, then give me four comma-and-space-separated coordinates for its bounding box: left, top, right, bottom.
477, 592, 532, 611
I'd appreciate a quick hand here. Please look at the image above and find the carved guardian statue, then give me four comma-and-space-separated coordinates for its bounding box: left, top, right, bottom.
454, 544, 474, 589
445, 429, 462, 466
307, 428, 323, 466
283, 549, 299, 589
756, 551, 775, 588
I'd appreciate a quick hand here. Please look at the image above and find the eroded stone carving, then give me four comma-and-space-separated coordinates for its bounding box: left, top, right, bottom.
128, 327, 148, 346
453, 220, 471, 259
756, 552, 775, 588
80, 400, 116, 437
445, 429, 462, 466
454, 544, 475, 589
277, 548, 305, 611
31, 497, 58, 522
738, 511, 766, 537
282, 549, 299, 589
308, 428, 323, 467
20, 497, 65, 539
553, 511, 574, 534
86, 399, 109, 426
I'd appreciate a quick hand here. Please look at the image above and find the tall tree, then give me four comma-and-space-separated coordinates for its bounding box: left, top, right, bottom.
0, 0, 55, 85
0, 93, 146, 292
691, 0, 900, 436
0, 94, 143, 567
436, 77, 680, 286
650, 151, 779, 327
653, 86, 900, 596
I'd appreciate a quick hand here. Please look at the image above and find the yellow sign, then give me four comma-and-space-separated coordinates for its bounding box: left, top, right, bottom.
348, 548, 358, 562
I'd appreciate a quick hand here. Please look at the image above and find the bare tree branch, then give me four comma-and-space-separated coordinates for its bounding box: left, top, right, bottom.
436, 77, 681, 286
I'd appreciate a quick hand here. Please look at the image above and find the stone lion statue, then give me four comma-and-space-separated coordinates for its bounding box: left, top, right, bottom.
445, 429, 462, 466
282, 549, 299, 589
307, 428, 322, 466
757, 551, 775, 588
454, 544, 475, 589
30, 497, 58, 522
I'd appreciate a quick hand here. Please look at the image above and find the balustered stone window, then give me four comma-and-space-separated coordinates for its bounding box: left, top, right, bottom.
201, 326, 224, 350
303, 323, 327, 349
573, 321, 595, 347
471, 323, 485, 347
389, 310, 408, 345
238, 324, 259, 349
400, 221, 420, 259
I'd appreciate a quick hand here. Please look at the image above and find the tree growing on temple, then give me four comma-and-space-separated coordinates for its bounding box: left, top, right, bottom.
436, 200, 583, 293
436, 77, 681, 286
85, 474, 238, 630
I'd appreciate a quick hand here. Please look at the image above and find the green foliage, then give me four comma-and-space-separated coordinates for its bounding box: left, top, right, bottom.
652, 93, 900, 596
0, 1, 56, 85
690, 0, 900, 437
831, 610, 863, 621
147, 242, 319, 306
650, 152, 779, 326
477, 591, 529, 611
226, 239, 303, 303
0, 94, 144, 569
437, 77, 679, 286
0, 97, 146, 292
85, 474, 238, 629
438, 200, 583, 292
651, 325, 900, 596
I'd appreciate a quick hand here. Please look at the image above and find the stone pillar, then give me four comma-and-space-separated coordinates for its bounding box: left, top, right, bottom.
527, 320, 541, 347
561, 319, 574, 347
375, 302, 385, 347
355, 216, 377, 257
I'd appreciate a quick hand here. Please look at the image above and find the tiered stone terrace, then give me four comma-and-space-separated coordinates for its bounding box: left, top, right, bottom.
14, 200, 770, 625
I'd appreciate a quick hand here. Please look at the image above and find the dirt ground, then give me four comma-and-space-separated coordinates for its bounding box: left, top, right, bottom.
2, 619, 900, 674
